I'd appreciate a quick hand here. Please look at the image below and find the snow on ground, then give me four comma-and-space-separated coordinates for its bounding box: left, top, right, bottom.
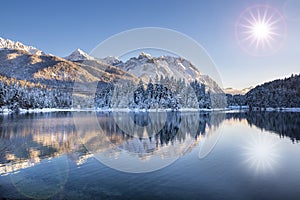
227, 106, 249, 110
265, 107, 300, 112
1, 107, 300, 115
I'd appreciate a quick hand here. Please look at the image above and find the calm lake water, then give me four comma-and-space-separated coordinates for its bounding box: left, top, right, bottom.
0, 111, 300, 200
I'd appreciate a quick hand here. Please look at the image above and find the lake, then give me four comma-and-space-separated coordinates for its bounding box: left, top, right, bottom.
0, 111, 300, 200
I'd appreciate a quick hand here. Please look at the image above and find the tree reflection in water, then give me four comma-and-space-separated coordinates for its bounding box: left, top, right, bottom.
0, 111, 299, 174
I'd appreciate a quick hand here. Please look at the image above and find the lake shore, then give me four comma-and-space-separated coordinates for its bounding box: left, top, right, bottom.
1, 106, 300, 115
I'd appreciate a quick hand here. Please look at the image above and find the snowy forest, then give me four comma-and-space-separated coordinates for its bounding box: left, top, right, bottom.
245, 74, 300, 109
0, 75, 220, 112
0, 76, 72, 112
0, 73, 298, 113
226, 74, 300, 109
94, 76, 219, 110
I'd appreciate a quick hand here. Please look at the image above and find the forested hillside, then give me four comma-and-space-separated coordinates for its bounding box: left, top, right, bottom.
226, 74, 300, 109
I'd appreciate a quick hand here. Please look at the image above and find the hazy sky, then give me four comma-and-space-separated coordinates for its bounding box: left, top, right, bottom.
0, 0, 299, 89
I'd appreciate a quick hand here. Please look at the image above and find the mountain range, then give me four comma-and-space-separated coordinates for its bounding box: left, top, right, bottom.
0, 37, 223, 92
0, 37, 298, 111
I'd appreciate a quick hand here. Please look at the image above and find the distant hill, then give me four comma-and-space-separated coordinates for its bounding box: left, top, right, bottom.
224, 86, 253, 95
245, 74, 300, 109
226, 74, 300, 109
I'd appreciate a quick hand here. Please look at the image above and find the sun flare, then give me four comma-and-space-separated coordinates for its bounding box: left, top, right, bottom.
242, 8, 278, 49
243, 133, 280, 174
236, 5, 286, 56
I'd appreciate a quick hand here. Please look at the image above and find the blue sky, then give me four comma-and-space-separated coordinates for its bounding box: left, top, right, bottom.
0, 0, 299, 89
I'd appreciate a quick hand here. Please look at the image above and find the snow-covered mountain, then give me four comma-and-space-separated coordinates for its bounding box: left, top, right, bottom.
64, 48, 95, 61
104, 52, 223, 93
117, 52, 201, 83
0, 37, 228, 110
0, 37, 44, 55
0, 48, 136, 88
0, 36, 224, 95
99, 56, 122, 66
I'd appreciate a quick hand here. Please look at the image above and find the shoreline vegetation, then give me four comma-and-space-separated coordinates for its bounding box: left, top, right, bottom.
1, 73, 299, 115
1, 107, 300, 115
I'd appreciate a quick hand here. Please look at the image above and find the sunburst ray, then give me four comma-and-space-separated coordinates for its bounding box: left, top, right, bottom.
235, 5, 286, 56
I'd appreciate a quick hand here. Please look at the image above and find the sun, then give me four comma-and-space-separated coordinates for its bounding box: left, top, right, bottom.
242, 7, 277, 49
235, 5, 286, 56
252, 21, 271, 40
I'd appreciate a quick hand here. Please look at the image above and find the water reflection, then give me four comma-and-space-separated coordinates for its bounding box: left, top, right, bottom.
73, 111, 225, 172
0, 111, 299, 175
226, 112, 300, 143
0, 113, 77, 175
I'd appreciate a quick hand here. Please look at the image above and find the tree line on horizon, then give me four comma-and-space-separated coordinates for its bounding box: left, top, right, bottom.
0, 73, 298, 112
226, 73, 300, 109
95, 76, 217, 109
0, 75, 218, 112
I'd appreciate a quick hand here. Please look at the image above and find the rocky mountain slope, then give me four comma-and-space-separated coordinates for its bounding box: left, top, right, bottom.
0, 37, 224, 93
0, 48, 136, 88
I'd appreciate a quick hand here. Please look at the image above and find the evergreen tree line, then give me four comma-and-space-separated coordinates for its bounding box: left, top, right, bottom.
226, 74, 300, 109
226, 94, 246, 107
95, 76, 215, 110
0, 75, 225, 112
0, 80, 72, 112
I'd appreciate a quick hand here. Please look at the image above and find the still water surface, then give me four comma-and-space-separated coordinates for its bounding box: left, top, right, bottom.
0, 111, 300, 199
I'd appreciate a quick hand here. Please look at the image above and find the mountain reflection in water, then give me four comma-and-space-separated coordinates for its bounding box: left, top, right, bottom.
0, 111, 299, 175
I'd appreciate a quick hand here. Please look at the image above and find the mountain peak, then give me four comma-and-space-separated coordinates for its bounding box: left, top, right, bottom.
100, 56, 122, 66
138, 52, 152, 59
75, 48, 85, 54
0, 37, 44, 55
64, 48, 95, 61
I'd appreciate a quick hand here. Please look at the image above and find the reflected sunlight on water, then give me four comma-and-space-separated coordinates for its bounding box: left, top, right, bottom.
0, 111, 300, 199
